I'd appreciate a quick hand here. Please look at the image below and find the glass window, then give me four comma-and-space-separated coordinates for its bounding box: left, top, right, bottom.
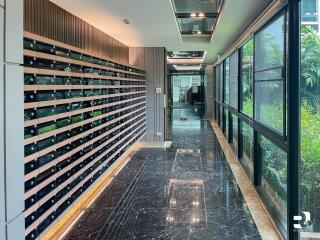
239, 121, 253, 181
224, 58, 230, 104
215, 102, 220, 123
229, 51, 238, 109
230, 113, 238, 152
219, 63, 224, 101
260, 135, 287, 229
223, 107, 228, 136
219, 104, 223, 128
254, 14, 285, 133
216, 64, 221, 101
240, 38, 254, 117
301, 0, 317, 22
300, 1, 320, 236
302, 23, 319, 31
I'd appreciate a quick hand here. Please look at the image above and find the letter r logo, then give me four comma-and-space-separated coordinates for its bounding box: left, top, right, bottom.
293, 212, 312, 229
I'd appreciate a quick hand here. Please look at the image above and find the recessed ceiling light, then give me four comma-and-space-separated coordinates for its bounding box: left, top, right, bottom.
196, 31, 202, 35
198, 13, 205, 17
190, 13, 196, 17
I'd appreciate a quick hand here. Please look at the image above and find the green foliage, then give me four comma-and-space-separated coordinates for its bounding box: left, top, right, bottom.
242, 99, 253, 117
260, 103, 283, 132
301, 26, 320, 90
261, 135, 287, 205
243, 38, 253, 56
300, 26, 320, 231
300, 101, 320, 225
241, 39, 254, 117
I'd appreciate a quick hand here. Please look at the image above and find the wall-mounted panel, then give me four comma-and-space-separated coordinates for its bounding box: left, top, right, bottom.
24, 0, 129, 64
23, 33, 146, 240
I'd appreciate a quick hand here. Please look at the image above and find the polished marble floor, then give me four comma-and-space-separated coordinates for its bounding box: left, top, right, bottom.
65, 107, 261, 240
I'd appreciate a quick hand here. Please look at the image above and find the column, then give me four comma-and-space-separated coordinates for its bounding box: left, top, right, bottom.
3, 0, 24, 239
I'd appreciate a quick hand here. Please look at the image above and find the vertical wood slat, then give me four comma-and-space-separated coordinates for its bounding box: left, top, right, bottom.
24, 0, 129, 64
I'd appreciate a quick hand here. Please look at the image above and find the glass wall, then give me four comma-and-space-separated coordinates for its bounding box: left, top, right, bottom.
224, 58, 230, 104
172, 75, 201, 104
240, 39, 254, 117
223, 107, 228, 137
300, 0, 320, 237
220, 62, 224, 102
229, 52, 238, 109
216, 64, 221, 102
254, 14, 285, 133
230, 113, 238, 152
213, 8, 289, 237
301, 0, 317, 22
260, 134, 287, 229
239, 120, 253, 181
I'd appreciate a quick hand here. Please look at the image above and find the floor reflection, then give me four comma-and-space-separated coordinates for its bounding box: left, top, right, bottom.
171, 108, 201, 132
65, 106, 261, 240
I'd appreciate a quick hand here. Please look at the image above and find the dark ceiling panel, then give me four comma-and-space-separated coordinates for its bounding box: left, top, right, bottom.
177, 17, 216, 32
172, 0, 222, 13
171, 0, 224, 43
168, 51, 205, 59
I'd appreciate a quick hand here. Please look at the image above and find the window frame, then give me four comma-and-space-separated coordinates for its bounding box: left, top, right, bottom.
253, 11, 287, 137
212, 7, 292, 238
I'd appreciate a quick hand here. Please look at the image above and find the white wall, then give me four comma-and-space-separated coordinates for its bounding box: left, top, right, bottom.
1, 0, 24, 239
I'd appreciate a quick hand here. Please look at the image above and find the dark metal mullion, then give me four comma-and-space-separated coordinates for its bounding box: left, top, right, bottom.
238, 48, 244, 159
238, 112, 251, 125
251, 121, 287, 152
253, 130, 261, 186
252, 31, 261, 187
283, 11, 288, 140
254, 65, 284, 73
238, 119, 243, 159
255, 78, 284, 82
226, 105, 237, 115
252, 34, 256, 125
287, 0, 300, 239
228, 111, 232, 143
222, 61, 226, 133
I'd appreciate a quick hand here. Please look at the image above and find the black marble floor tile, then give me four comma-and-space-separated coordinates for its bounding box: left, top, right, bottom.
64, 107, 261, 240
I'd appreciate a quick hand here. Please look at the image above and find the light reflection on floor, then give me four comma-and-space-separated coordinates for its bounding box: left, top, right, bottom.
64, 106, 261, 240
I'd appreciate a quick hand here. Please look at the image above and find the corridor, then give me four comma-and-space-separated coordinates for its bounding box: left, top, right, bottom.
65, 107, 261, 240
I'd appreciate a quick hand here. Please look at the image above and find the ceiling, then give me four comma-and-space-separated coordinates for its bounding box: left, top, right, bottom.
51, 0, 272, 64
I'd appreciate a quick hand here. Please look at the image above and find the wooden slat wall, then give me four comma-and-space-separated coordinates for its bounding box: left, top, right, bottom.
24, 0, 129, 64
129, 47, 166, 142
